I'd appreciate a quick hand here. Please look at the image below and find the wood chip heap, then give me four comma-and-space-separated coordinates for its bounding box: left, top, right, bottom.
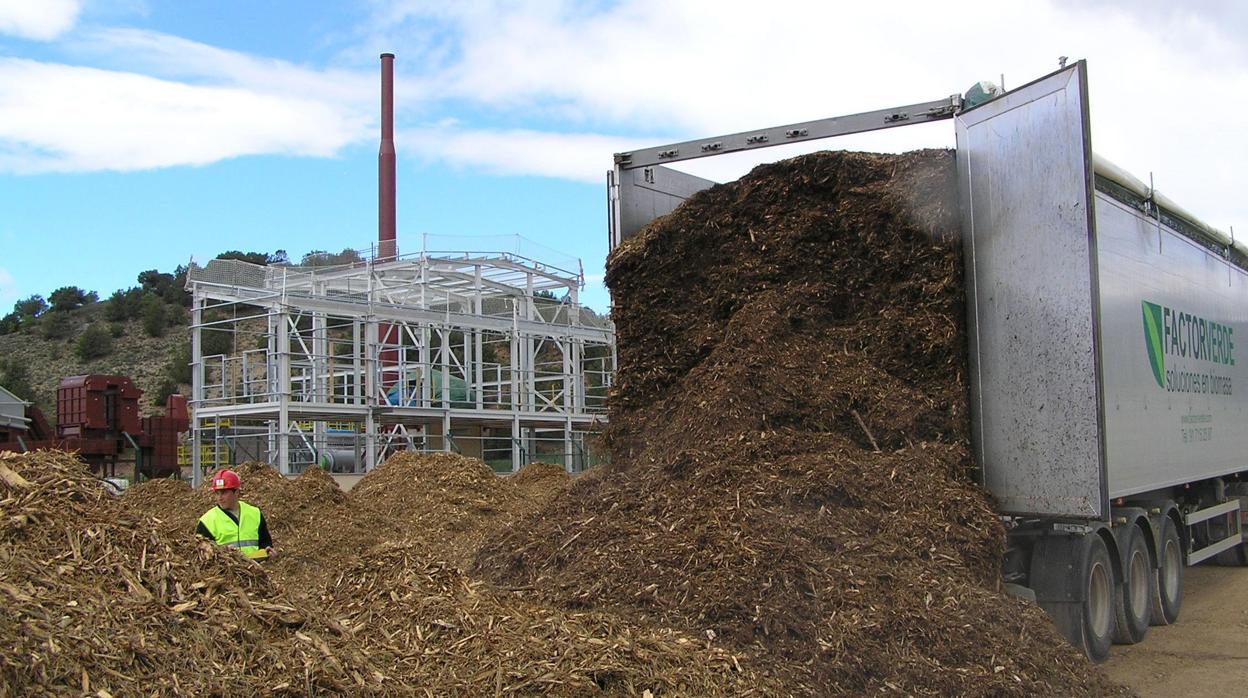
474, 150, 1129, 696
0, 451, 382, 695
5, 452, 755, 695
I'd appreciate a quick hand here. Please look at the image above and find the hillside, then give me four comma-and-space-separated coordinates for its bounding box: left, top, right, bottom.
0, 302, 189, 418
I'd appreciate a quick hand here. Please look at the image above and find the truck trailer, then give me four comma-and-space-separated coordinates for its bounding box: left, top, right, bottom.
606, 61, 1247, 661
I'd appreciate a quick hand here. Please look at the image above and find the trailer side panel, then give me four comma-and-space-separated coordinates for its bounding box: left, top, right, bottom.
1096, 193, 1248, 496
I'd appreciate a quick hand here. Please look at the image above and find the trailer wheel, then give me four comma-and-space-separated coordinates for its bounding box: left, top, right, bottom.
1082, 535, 1115, 662
1112, 525, 1152, 644
1150, 517, 1183, 626
1214, 536, 1248, 566
1032, 533, 1117, 661
1215, 486, 1248, 566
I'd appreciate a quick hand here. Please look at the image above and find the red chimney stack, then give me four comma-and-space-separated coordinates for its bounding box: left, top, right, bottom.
379, 52, 397, 261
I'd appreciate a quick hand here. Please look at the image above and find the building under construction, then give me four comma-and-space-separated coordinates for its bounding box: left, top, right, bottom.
185, 245, 614, 483
182, 54, 614, 484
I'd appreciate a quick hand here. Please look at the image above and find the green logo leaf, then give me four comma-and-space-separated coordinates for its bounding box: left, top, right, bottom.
1142, 301, 1165, 388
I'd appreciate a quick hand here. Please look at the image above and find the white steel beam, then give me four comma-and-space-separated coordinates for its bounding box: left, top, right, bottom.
190, 295, 204, 487
277, 308, 291, 475
191, 286, 611, 343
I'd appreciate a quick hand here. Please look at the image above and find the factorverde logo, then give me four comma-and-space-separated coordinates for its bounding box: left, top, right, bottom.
1142, 301, 1166, 387
1141, 300, 1235, 395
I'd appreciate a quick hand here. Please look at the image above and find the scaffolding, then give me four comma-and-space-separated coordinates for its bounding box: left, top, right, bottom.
184, 246, 614, 484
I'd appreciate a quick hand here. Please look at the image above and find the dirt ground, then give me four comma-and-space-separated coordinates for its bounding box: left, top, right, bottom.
1105, 565, 1248, 696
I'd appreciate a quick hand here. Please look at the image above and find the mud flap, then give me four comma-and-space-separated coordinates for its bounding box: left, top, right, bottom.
1030, 532, 1114, 661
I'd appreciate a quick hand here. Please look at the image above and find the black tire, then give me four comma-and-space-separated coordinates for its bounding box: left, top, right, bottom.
1150, 517, 1183, 626
1082, 534, 1115, 662
1213, 491, 1243, 569
1214, 546, 1247, 565
1112, 525, 1152, 644
1214, 531, 1248, 566
1214, 490, 1248, 566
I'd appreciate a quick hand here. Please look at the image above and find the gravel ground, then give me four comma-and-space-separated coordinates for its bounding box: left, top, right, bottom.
1104, 564, 1248, 696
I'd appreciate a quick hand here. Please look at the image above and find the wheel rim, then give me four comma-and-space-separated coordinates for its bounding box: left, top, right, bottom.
1162, 538, 1181, 602
1089, 559, 1112, 637
1128, 548, 1149, 615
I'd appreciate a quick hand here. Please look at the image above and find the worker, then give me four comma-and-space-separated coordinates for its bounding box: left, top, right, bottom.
195, 469, 276, 561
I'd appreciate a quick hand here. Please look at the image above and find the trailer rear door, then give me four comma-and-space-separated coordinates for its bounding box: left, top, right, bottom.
956, 62, 1108, 520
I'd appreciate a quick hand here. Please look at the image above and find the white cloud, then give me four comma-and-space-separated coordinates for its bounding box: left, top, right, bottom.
0, 28, 445, 174
0, 0, 80, 40
0, 58, 372, 173
378, 2, 1013, 130
1074, 1, 1248, 64
373, 0, 1246, 232
0, 1, 1242, 233
75, 28, 387, 107
398, 125, 640, 183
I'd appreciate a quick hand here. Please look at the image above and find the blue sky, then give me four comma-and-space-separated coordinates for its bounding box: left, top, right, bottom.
1, 1, 1246, 314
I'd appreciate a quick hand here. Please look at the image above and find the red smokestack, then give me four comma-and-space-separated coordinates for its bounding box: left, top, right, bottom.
379, 52, 397, 261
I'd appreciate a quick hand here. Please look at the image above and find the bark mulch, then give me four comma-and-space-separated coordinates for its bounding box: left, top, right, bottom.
0, 451, 384, 696
474, 150, 1129, 696
6, 451, 769, 696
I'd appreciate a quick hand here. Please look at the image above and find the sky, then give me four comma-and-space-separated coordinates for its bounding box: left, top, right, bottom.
0, 1, 1245, 314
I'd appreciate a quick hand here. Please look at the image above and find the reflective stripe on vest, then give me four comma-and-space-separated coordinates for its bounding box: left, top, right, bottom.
198, 501, 262, 556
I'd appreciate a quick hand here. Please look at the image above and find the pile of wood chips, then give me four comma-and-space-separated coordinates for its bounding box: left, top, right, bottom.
15, 448, 754, 695
348, 452, 526, 568
508, 461, 573, 491
7, 451, 772, 696
474, 150, 1130, 695
316, 542, 782, 695
0, 451, 382, 696
123, 455, 573, 585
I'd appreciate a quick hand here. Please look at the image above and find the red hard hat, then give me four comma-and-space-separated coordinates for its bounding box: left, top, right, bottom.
210, 470, 241, 491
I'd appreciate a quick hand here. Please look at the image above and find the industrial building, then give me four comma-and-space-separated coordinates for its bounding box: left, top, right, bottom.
181, 53, 615, 485
184, 244, 614, 483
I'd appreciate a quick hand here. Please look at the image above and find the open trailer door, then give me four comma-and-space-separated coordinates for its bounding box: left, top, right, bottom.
956, 61, 1108, 520
607, 164, 716, 249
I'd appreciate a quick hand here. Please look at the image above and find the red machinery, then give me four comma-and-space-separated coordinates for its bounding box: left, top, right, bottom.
0, 375, 188, 478
138, 393, 189, 477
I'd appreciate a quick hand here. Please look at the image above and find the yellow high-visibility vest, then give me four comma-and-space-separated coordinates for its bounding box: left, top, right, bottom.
198, 501, 264, 558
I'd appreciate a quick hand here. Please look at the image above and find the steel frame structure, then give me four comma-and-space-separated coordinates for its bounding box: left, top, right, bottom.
185, 251, 614, 485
